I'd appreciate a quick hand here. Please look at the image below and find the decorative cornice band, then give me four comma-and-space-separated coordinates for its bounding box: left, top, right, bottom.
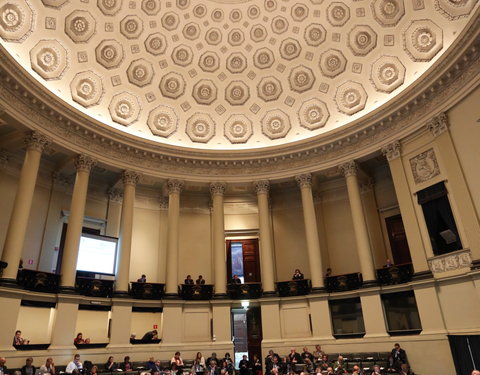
210, 182, 226, 196
295, 173, 312, 189
381, 140, 401, 161
167, 179, 184, 194
74, 154, 97, 172
426, 112, 449, 138
339, 161, 358, 178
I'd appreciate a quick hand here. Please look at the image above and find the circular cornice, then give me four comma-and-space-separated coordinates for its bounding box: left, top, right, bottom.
0, 3, 479, 182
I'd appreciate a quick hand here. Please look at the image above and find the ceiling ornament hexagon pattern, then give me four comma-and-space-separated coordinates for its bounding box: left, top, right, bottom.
0, 0, 477, 150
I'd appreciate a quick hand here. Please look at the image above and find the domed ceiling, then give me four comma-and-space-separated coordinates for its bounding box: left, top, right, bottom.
0, 0, 478, 151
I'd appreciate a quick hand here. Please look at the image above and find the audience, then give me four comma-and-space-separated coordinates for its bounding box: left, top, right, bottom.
193, 352, 205, 373
13, 330, 29, 346
39, 358, 55, 375
196, 275, 205, 285
171, 352, 184, 367
292, 269, 304, 280
301, 347, 313, 363
74, 333, 90, 345
238, 355, 249, 375
185, 275, 194, 285
104, 357, 117, 372
389, 343, 407, 372
287, 348, 302, 365
89, 366, 99, 375
252, 354, 262, 375
137, 275, 147, 283
0, 357, 7, 375
66, 355, 82, 374
141, 330, 158, 341
206, 353, 218, 367
120, 356, 132, 372
20, 358, 35, 375
231, 275, 241, 284
384, 259, 393, 268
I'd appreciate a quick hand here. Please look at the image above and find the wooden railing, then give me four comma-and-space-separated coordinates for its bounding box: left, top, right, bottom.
227, 282, 262, 299
179, 283, 213, 300
130, 282, 165, 299
276, 279, 311, 297
376, 263, 414, 285
75, 277, 114, 298
325, 272, 363, 292
17, 269, 60, 293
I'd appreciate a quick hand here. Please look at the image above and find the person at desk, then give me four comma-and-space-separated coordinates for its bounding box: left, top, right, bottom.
120, 356, 132, 372
196, 275, 205, 285
137, 274, 147, 283
292, 269, 304, 280
66, 354, 83, 374
141, 329, 158, 341
74, 333, 90, 345
13, 330, 29, 345
231, 275, 241, 284
104, 357, 117, 372
20, 357, 35, 375
185, 275, 194, 285
384, 259, 393, 268
40, 358, 55, 375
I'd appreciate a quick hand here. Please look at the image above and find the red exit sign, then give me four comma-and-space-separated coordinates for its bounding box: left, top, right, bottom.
153, 324, 158, 329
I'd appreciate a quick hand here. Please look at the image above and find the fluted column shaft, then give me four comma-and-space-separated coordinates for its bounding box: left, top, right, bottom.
165, 179, 184, 295
296, 174, 324, 289
340, 161, 376, 283
210, 182, 227, 296
255, 181, 275, 293
60, 155, 96, 289
1, 132, 49, 282
115, 171, 140, 294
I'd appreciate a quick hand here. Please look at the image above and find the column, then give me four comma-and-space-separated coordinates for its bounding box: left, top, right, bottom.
295, 174, 324, 290
0, 131, 49, 284
254, 180, 275, 294
108, 301, 132, 347
105, 188, 123, 237
50, 296, 79, 349
210, 182, 227, 297
165, 179, 184, 296
59, 154, 97, 291
115, 170, 140, 296
339, 161, 376, 284
382, 141, 431, 276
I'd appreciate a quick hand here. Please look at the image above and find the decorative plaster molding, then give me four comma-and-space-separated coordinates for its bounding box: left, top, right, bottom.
427, 112, 449, 137
295, 173, 312, 189
339, 160, 358, 178
122, 170, 141, 186
167, 179, 184, 194
25, 131, 50, 153
254, 180, 270, 194
381, 140, 401, 161
209, 182, 226, 196
409, 148, 440, 184
428, 248, 472, 274
108, 188, 123, 203
159, 196, 169, 210
73, 154, 97, 172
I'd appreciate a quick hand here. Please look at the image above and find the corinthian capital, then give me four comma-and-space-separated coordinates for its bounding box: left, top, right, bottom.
427, 112, 448, 137
122, 170, 141, 186
339, 160, 358, 178
167, 179, 184, 194
381, 140, 401, 161
210, 182, 226, 196
254, 180, 270, 194
25, 131, 50, 152
108, 188, 123, 203
295, 173, 312, 189
74, 154, 97, 172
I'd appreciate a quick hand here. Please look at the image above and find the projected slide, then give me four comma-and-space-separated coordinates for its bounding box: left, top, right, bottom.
76, 234, 117, 275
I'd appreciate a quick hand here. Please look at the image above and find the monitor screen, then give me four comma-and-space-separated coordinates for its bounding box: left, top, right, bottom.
76, 234, 118, 275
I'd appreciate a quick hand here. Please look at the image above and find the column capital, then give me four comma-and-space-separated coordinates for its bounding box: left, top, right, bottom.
122, 170, 141, 186
427, 112, 448, 137
25, 131, 50, 152
108, 188, 123, 203
381, 140, 401, 161
254, 180, 270, 194
339, 160, 358, 178
159, 196, 169, 210
167, 179, 184, 194
295, 173, 312, 189
74, 154, 97, 172
210, 182, 226, 196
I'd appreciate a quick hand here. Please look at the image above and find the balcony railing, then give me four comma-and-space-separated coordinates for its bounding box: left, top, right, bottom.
75, 277, 114, 298
376, 263, 414, 285
227, 282, 262, 299
179, 284, 213, 300
130, 282, 165, 299
276, 279, 311, 297
17, 269, 60, 293
325, 272, 363, 293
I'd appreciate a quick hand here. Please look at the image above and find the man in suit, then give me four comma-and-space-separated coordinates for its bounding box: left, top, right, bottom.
196, 275, 206, 285
287, 348, 302, 366
0, 357, 8, 375
185, 275, 194, 285
231, 275, 241, 284
390, 343, 407, 372
239, 355, 250, 375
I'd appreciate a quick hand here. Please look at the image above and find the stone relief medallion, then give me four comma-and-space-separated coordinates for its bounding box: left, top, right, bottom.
229, 9, 242, 23
192, 79, 218, 105
228, 28, 245, 46
371, 0, 405, 27
176, 0, 189, 10
70, 70, 104, 108
271, 16, 289, 34
298, 99, 329, 130
172, 44, 193, 67
288, 65, 315, 93
186, 113, 216, 143
0, 0, 34, 42
335, 81, 368, 115
127, 58, 154, 88
144, 33, 167, 56
141, 0, 161, 16
247, 5, 260, 19
183, 22, 200, 41
262, 109, 291, 139
109, 92, 141, 126
120, 15, 143, 39
161, 12, 179, 31
159, 72, 186, 99
97, 0, 122, 16
211, 8, 224, 22
327, 2, 350, 27
205, 27, 222, 45
226, 52, 247, 74
225, 81, 250, 106
30, 39, 68, 80
42, 0, 68, 8
199, 51, 220, 73
250, 24, 267, 42
147, 105, 178, 138
258, 76, 283, 102
279, 38, 302, 61
264, 0, 278, 13
404, 19, 443, 62
319, 49, 347, 78
65, 10, 96, 43
95, 39, 124, 69
224, 114, 253, 144
304, 23, 327, 47
254, 48, 275, 69
348, 25, 377, 56
409, 148, 440, 184
291, 3, 309, 22
193, 4, 207, 18
370, 55, 405, 93
435, 0, 476, 20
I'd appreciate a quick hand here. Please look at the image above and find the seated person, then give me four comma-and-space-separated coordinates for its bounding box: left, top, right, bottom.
196, 275, 205, 285
205, 360, 218, 375
351, 365, 363, 375
66, 354, 83, 374
384, 259, 393, 268
120, 356, 132, 372
326, 368, 334, 375
137, 274, 147, 283
21, 357, 35, 375
399, 363, 414, 375
389, 343, 407, 372
170, 363, 180, 375
89, 366, 99, 375
292, 269, 304, 280
287, 348, 302, 364
231, 275, 241, 284
171, 352, 184, 367
185, 275, 194, 285
104, 356, 117, 371
146, 357, 156, 372
333, 356, 344, 372
371, 365, 381, 375
74, 333, 90, 345
152, 360, 162, 375
13, 330, 29, 345
301, 347, 313, 363
39, 358, 55, 375
193, 352, 205, 372
141, 329, 158, 341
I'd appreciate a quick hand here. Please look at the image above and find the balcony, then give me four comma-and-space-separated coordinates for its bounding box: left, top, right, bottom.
376, 263, 414, 285
130, 282, 165, 300
325, 272, 363, 293
75, 277, 114, 298
227, 282, 262, 299
276, 279, 311, 297
17, 269, 60, 293
179, 283, 213, 300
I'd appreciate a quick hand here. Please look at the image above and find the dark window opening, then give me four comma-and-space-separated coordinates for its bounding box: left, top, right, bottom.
381, 291, 422, 335
329, 297, 365, 339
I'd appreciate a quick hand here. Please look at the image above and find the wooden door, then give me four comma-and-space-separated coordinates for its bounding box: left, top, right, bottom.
385, 214, 412, 264
226, 239, 261, 283
247, 306, 262, 362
